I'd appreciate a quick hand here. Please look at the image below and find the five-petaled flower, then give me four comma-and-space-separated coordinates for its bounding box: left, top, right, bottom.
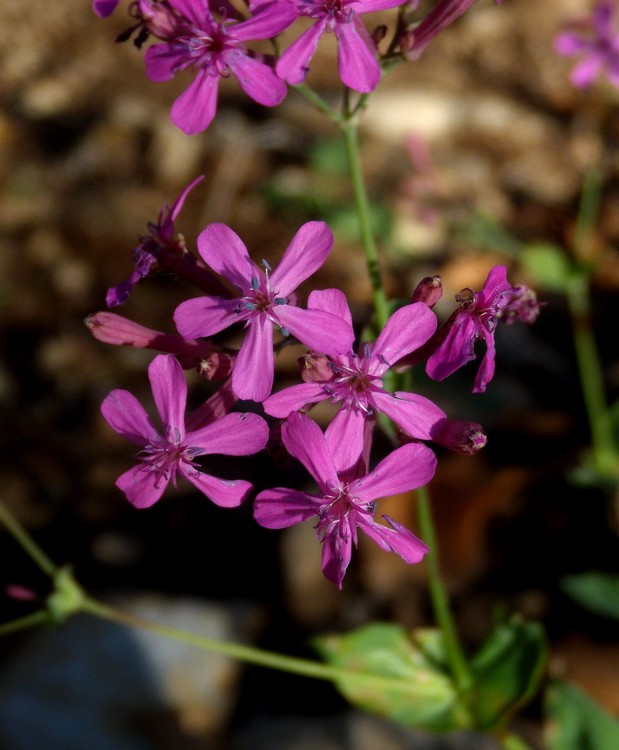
276, 0, 407, 93
101, 354, 269, 508
554, 0, 619, 89
425, 265, 540, 393
264, 288, 447, 471
143, 0, 295, 133
254, 411, 433, 588
173, 222, 355, 403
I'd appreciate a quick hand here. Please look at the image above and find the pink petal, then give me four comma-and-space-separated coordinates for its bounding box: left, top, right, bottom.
101, 389, 159, 446
372, 303, 437, 374
171, 68, 220, 135
169, 0, 209, 25
254, 487, 320, 528
232, 316, 274, 402
349, 0, 407, 10
308, 288, 353, 329
276, 19, 327, 85
359, 515, 429, 563
282, 412, 340, 490
144, 44, 188, 82
472, 329, 496, 393
148, 355, 187, 438
349, 442, 436, 502
230, 2, 297, 40
196, 223, 256, 290
371, 390, 446, 440
174, 296, 240, 339
228, 50, 288, 106
554, 32, 590, 56
270, 221, 333, 296
324, 405, 367, 474
571, 55, 605, 87
425, 315, 478, 381
263, 382, 326, 418
274, 306, 355, 357
187, 412, 269, 455
335, 17, 381, 93
321, 520, 354, 589
116, 465, 168, 509
476, 265, 511, 308
181, 468, 253, 507
93, 0, 120, 18
169, 175, 205, 222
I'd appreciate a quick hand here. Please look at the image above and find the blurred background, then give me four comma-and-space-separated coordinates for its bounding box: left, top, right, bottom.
1, 0, 619, 748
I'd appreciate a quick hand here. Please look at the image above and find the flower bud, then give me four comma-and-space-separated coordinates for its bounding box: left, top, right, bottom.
298, 352, 336, 383
432, 419, 488, 454
412, 275, 443, 307
197, 352, 235, 381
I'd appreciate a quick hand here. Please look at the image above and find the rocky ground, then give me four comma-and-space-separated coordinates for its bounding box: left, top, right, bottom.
1, 1, 619, 748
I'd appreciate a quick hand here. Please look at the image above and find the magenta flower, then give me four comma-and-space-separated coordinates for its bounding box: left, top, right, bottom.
173, 222, 355, 403
554, 0, 619, 88
399, 0, 479, 60
264, 289, 446, 471
255, 412, 433, 587
144, 0, 294, 134
101, 354, 269, 508
425, 265, 540, 393
276, 0, 406, 93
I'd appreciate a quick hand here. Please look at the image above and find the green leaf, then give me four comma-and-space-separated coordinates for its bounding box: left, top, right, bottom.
469, 617, 548, 729
561, 571, 619, 621
545, 680, 619, 750
519, 243, 572, 292
314, 623, 470, 732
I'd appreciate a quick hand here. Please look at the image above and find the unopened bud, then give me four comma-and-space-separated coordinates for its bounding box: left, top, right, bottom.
298, 352, 335, 383
502, 285, 541, 325
432, 419, 488, 454
197, 352, 234, 381
372, 24, 388, 44
412, 275, 443, 307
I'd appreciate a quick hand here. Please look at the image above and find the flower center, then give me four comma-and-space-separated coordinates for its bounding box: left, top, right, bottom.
304, 0, 352, 25
138, 430, 201, 488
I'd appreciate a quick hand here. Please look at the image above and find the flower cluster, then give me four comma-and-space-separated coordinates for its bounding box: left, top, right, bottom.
92, 178, 539, 586
93, 0, 501, 134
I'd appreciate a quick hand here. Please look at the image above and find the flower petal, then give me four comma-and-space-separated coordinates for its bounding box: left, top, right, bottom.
254, 487, 320, 528
263, 382, 326, 418
359, 515, 429, 563
148, 354, 187, 438
275, 306, 355, 357
270, 221, 333, 296
372, 303, 437, 374
174, 296, 240, 339
196, 223, 256, 291
308, 288, 353, 329
425, 315, 478, 381
335, 17, 381, 93
228, 51, 288, 106
232, 316, 274, 402
116, 465, 168, 509
371, 390, 446, 440
282, 411, 340, 491
101, 389, 159, 446
230, 2, 297, 41
144, 43, 188, 82
349, 442, 437, 502
276, 19, 327, 85
321, 519, 354, 589
93, 0, 120, 18
180, 467, 253, 507
188, 412, 269, 455
324, 405, 367, 474
170, 68, 220, 135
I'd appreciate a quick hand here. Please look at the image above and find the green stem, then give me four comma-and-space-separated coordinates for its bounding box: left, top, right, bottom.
0, 502, 56, 576
566, 270, 616, 476
0, 610, 51, 637
293, 83, 340, 122
498, 732, 534, 750
80, 596, 451, 700
416, 485, 473, 695
340, 119, 390, 331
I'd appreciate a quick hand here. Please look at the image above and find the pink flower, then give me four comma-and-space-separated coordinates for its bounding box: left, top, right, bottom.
276, 0, 407, 93
106, 176, 230, 306
101, 354, 269, 508
144, 0, 295, 134
174, 222, 355, 403
93, 0, 121, 18
254, 412, 433, 588
263, 289, 446, 471
554, 0, 619, 88
425, 265, 540, 393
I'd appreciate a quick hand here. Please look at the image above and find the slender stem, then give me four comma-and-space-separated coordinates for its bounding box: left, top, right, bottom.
0, 610, 51, 636
566, 270, 616, 475
80, 596, 452, 699
416, 485, 473, 694
0, 501, 57, 576
293, 83, 340, 122
340, 119, 390, 331
497, 731, 534, 750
